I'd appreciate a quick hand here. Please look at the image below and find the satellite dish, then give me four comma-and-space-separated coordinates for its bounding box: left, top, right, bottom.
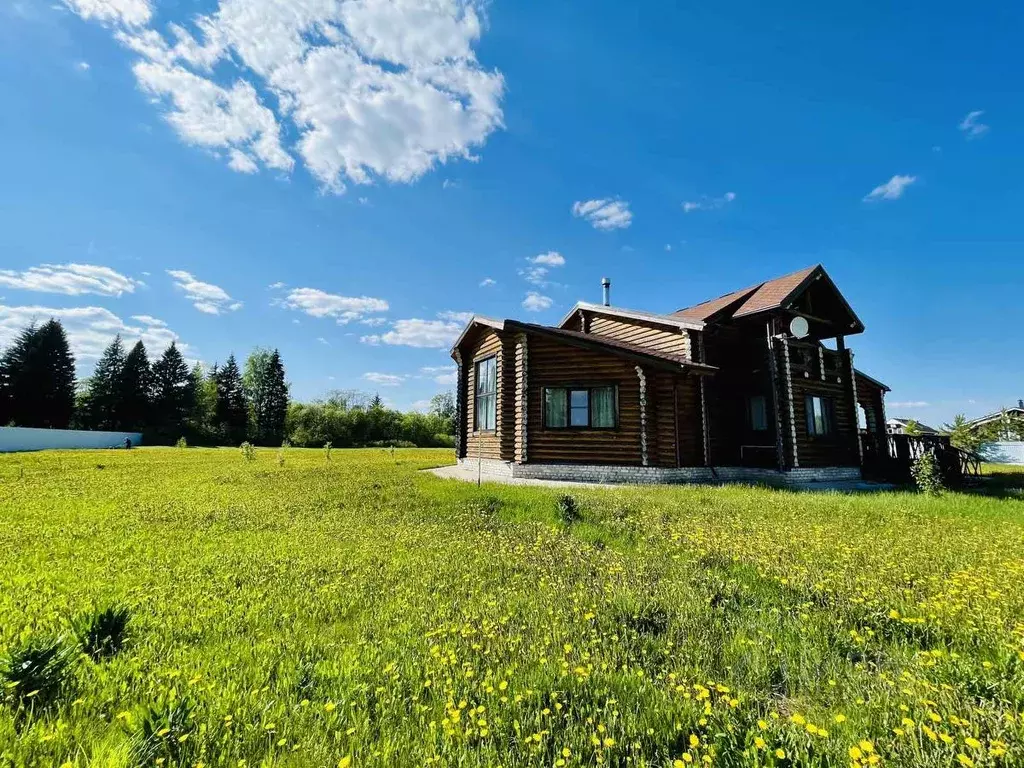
789, 316, 810, 339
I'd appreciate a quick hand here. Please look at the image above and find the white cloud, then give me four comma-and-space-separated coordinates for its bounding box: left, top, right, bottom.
63, 0, 152, 27
572, 199, 632, 231
479, 277, 496, 287
889, 401, 930, 409
958, 110, 989, 139
76, 61, 91, 71
0, 304, 190, 363
863, 174, 917, 202
268, 281, 286, 290
359, 316, 389, 327
363, 371, 405, 387
522, 291, 552, 312
0, 263, 142, 297
529, 251, 565, 267
361, 317, 462, 348
281, 287, 388, 324
74, 0, 504, 190
167, 269, 242, 314
131, 61, 293, 174
682, 191, 736, 213
316, 336, 330, 345
420, 364, 457, 385
437, 310, 474, 323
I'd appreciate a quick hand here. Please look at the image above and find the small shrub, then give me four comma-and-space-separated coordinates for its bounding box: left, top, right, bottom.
240, 442, 256, 462
281, 438, 291, 449
276, 448, 286, 467
128, 697, 196, 766
1, 638, 73, 714
324, 442, 333, 462
912, 451, 943, 495
175, 436, 188, 449
74, 605, 130, 661
556, 494, 580, 524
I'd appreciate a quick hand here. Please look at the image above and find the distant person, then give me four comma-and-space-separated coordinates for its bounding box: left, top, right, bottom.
124, 437, 132, 450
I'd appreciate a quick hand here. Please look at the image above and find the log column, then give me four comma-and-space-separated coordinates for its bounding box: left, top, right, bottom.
635, 365, 649, 467
514, 333, 528, 463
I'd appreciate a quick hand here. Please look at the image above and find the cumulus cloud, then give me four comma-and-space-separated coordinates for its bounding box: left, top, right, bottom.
363, 371, 405, 387
63, 0, 152, 27
479, 277, 496, 287
863, 174, 917, 202
529, 251, 565, 267
0, 263, 142, 297
522, 291, 552, 312
361, 315, 463, 348
889, 401, 930, 409
958, 110, 989, 139
70, 0, 504, 188
0, 304, 190, 362
682, 191, 736, 213
167, 269, 242, 314
572, 199, 632, 231
280, 287, 388, 324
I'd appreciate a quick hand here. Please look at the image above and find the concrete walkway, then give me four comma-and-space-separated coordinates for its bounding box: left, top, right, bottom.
424, 464, 895, 493
425, 464, 618, 489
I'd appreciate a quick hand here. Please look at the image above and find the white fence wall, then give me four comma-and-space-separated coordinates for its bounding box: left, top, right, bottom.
979, 442, 1024, 466
0, 427, 143, 453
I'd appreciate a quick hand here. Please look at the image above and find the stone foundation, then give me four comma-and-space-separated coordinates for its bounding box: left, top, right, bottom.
455, 458, 861, 486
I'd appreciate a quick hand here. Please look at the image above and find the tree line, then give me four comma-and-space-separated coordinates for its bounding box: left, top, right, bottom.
0, 318, 455, 448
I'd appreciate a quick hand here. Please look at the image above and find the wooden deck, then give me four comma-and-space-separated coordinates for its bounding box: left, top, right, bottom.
862, 433, 981, 486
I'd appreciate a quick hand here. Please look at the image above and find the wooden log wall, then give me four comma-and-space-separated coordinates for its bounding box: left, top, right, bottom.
587, 315, 691, 358
464, 329, 504, 461
525, 336, 645, 465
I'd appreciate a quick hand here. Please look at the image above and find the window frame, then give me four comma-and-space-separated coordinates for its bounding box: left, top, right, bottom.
473, 355, 497, 432
747, 394, 769, 432
543, 384, 619, 430
805, 394, 835, 437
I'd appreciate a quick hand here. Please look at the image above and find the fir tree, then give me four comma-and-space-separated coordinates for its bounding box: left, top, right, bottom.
243, 348, 289, 444
215, 354, 248, 445
0, 320, 76, 428
118, 341, 153, 432
151, 342, 194, 440
86, 335, 126, 430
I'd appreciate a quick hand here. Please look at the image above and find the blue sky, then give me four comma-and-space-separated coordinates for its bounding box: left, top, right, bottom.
1, 0, 1021, 425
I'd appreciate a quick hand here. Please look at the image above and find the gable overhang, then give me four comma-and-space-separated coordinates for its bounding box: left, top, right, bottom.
733, 265, 865, 335
855, 369, 890, 393
507, 320, 717, 376
449, 316, 505, 357
558, 302, 705, 332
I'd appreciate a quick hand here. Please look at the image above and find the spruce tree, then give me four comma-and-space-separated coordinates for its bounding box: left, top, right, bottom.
87, 335, 126, 430
243, 348, 289, 444
119, 341, 153, 432
215, 354, 248, 445
0, 320, 76, 428
151, 342, 194, 441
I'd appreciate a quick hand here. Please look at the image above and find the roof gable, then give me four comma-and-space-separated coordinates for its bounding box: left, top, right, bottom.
673, 264, 864, 333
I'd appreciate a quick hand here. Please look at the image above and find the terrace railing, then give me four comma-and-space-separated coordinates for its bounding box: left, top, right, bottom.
861, 433, 981, 486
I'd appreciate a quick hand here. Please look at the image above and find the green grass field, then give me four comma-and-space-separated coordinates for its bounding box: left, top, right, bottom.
1, 448, 1022, 767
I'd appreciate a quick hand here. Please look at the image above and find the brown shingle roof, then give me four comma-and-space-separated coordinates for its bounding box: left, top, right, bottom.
507, 321, 717, 374
673, 265, 820, 322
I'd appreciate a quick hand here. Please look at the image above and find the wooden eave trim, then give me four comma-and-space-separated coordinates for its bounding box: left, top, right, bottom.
854, 368, 891, 393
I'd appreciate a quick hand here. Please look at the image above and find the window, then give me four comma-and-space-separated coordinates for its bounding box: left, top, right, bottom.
748, 395, 768, 431
474, 356, 496, 431
805, 395, 834, 436
544, 386, 617, 429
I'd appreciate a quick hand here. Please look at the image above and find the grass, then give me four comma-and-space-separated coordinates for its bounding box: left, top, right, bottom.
0, 447, 1022, 767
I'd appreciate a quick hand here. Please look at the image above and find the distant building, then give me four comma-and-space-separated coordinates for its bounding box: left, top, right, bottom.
968, 401, 1024, 440
886, 418, 939, 436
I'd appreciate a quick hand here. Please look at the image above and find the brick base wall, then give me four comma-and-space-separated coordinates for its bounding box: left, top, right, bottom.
455, 459, 861, 486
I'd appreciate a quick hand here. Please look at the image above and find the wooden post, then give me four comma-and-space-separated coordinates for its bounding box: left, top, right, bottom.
766, 321, 786, 471
514, 333, 528, 464
673, 379, 681, 468
454, 350, 465, 460
635, 366, 649, 467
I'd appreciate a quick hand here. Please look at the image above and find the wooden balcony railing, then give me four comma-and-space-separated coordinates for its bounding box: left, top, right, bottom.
861, 433, 981, 486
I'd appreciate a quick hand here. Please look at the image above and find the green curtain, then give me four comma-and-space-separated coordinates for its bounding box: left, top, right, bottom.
591, 387, 615, 427
545, 388, 567, 427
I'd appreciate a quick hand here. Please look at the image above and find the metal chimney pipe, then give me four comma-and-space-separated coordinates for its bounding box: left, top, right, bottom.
601, 277, 611, 306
